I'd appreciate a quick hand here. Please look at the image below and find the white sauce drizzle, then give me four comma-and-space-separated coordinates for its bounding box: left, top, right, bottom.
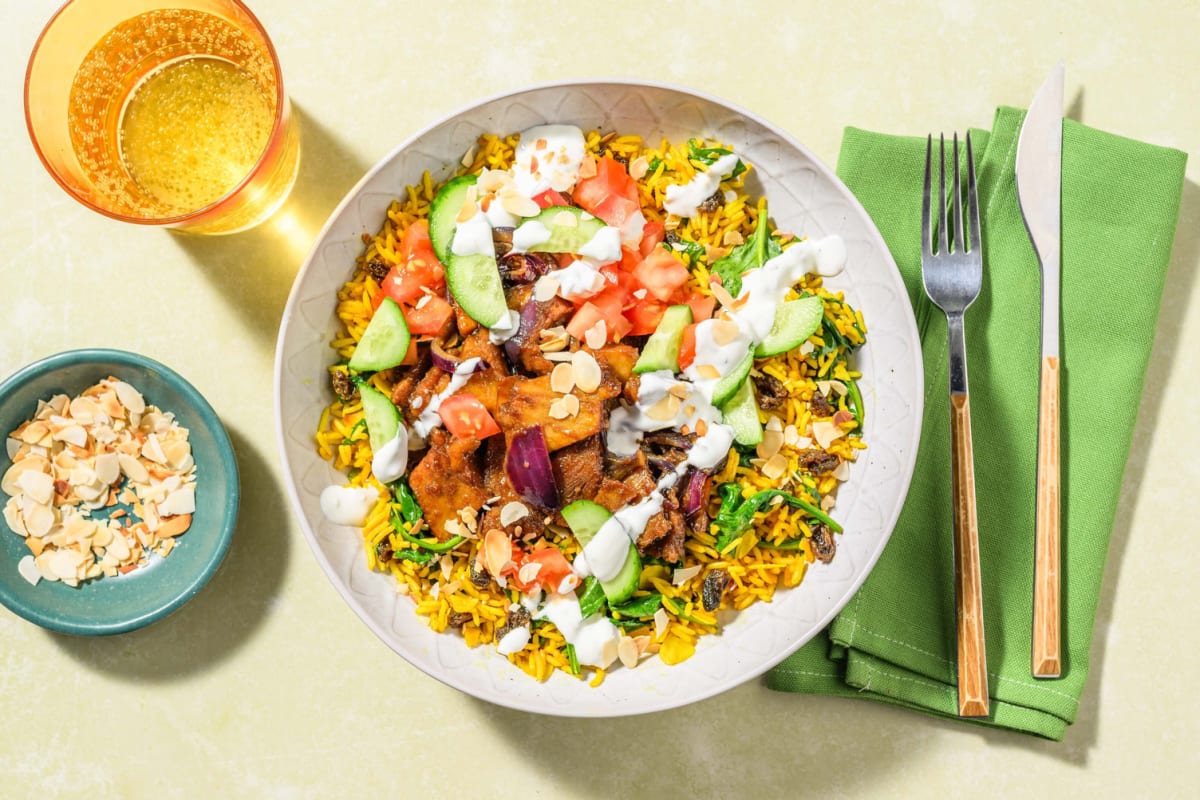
536, 592, 620, 668
496, 625, 531, 655
488, 308, 521, 345
664, 153, 742, 218
319, 485, 379, 527
450, 210, 494, 258
371, 426, 409, 484
513, 124, 588, 197
410, 358, 484, 442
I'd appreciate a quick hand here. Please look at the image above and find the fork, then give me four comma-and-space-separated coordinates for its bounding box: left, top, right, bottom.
921, 133, 990, 718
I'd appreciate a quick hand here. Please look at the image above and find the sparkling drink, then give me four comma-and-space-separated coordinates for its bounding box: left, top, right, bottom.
26, 1, 299, 234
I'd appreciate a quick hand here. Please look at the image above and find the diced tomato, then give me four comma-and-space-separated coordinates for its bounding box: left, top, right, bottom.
625, 296, 666, 336
639, 221, 665, 257
575, 156, 642, 234
678, 324, 697, 370
682, 291, 716, 322
566, 302, 605, 341
532, 188, 568, 209
619, 246, 643, 273
379, 220, 445, 308
438, 394, 501, 440
403, 295, 454, 335
633, 248, 691, 302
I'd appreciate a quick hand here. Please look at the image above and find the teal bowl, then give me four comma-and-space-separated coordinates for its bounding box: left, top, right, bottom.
0, 349, 239, 635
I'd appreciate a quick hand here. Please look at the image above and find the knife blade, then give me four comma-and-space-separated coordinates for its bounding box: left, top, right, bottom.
1015, 62, 1064, 679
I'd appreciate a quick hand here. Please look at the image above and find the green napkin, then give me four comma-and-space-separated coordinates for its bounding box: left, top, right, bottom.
767, 107, 1187, 739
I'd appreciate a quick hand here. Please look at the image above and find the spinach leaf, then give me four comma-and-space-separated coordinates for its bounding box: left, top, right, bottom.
665, 236, 707, 265
710, 210, 782, 296
341, 419, 367, 445
392, 548, 436, 565
687, 138, 747, 178
609, 593, 664, 620
577, 577, 607, 618
565, 643, 581, 675
611, 618, 651, 632
713, 489, 843, 553
393, 479, 423, 525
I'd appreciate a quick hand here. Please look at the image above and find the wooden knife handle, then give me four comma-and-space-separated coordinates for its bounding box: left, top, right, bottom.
950, 393, 990, 717
1033, 356, 1062, 678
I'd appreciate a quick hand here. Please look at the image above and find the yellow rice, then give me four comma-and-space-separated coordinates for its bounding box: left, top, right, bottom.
315, 131, 867, 682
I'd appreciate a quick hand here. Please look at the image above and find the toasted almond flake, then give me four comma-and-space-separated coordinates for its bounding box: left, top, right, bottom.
17, 555, 40, 586
24, 503, 55, 538
439, 553, 454, 581
799, 341, 816, 357
710, 319, 741, 346
550, 363, 576, 394
533, 275, 560, 302
653, 608, 670, 641
722, 230, 745, 247
664, 215, 681, 231
51, 424, 87, 448
672, 565, 702, 585
584, 320, 607, 350
756, 430, 784, 460
632, 288, 648, 301
628, 156, 650, 180
96, 391, 125, 420
460, 144, 478, 168
548, 399, 570, 420
501, 192, 540, 218
456, 185, 478, 223
766, 415, 784, 433
618, 635, 640, 668
141, 434, 168, 465
811, 419, 845, 449
562, 394, 580, 417
832, 459, 851, 481
578, 155, 597, 179
571, 351, 601, 393
644, 394, 681, 422
499, 501, 529, 527
762, 453, 789, 481
19, 421, 51, 445
482, 528, 512, 576
695, 418, 709, 437
16, 470, 55, 506
117, 453, 150, 484
543, 351, 575, 363
159, 487, 195, 517
710, 283, 736, 309
111, 381, 145, 414
441, 580, 462, 596
3, 499, 28, 537
444, 518, 466, 537
821, 494, 836, 512
695, 364, 721, 381
518, 561, 542, 585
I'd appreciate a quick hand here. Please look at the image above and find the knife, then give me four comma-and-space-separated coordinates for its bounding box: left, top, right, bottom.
1015, 63, 1064, 679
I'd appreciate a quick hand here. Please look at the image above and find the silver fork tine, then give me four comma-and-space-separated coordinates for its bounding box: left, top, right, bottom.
921, 135, 933, 257
938, 134, 949, 255
952, 133, 965, 253
966, 132, 980, 252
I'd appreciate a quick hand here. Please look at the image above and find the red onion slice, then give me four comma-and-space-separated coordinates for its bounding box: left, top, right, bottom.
503, 297, 542, 365
682, 467, 709, 517
431, 340, 488, 374
506, 426, 560, 509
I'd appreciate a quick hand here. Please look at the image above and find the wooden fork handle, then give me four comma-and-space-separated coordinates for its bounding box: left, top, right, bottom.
950, 393, 990, 717
1033, 356, 1062, 678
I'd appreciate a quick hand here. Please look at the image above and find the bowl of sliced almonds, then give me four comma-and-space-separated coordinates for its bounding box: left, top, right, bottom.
0, 349, 239, 635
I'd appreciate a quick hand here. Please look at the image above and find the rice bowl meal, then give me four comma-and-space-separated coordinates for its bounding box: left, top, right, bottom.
312, 122, 868, 685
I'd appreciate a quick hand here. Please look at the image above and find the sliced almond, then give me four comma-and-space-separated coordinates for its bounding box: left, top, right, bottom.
16, 470, 55, 506
111, 381, 146, 414
710, 319, 742, 347
811, 419, 845, 449
159, 487, 195, 517
518, 561, 542, 585
24, 503, 55, 538
628, 156, 650, 180
482, 528, 512, 576
562, 394, 580, 417
456, 185, 478, 224
548, 398, 570, 420
3, 498, 28, 537
667, 382, 691, 401
710, 282, 736, 309
672, 565, 702, 585
117, 453, 150, 484
501, 192, 540, 218
756, 430, 784, 461
653, 607, 670, 641
578, 154, 598, 179
761, 453, 789, 481
644, 393, 681, 422
832, 459, 851, 481
550, 363, 576, 394
533, 275, 560, 303
571, 350, 602, 394
694, 364, 721, 381
141, 434, 169, 465
722, 229, 745, 247
617, 635, 640, 668
499, 501, 529, 527
17, 555, 40, 586
583, 320, 607, 350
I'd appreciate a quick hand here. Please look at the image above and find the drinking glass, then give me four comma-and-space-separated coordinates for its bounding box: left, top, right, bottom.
25, 0, 300, 235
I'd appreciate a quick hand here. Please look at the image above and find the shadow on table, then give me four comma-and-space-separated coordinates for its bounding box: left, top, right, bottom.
47, 425, 290, 680
971, 177, 1200, 765
170, 103, 371, 347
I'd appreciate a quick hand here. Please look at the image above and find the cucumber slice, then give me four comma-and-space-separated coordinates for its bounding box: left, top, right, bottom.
429, 175, 508, 327
720, 378, 763, 446
755, 295, 824, 357
358, 384, 402, 453
633, 304, 693, 374
710, 351, 754, 408
428, 175, 477, 264
521, 206, 608, 253
561, 499, 641, 605
348, 297, 411, 372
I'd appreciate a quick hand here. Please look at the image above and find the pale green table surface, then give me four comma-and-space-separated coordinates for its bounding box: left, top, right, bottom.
3, 1, 1198, 797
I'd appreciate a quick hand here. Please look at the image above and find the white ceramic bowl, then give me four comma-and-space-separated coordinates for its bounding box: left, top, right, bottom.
275, 80, 922, 716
